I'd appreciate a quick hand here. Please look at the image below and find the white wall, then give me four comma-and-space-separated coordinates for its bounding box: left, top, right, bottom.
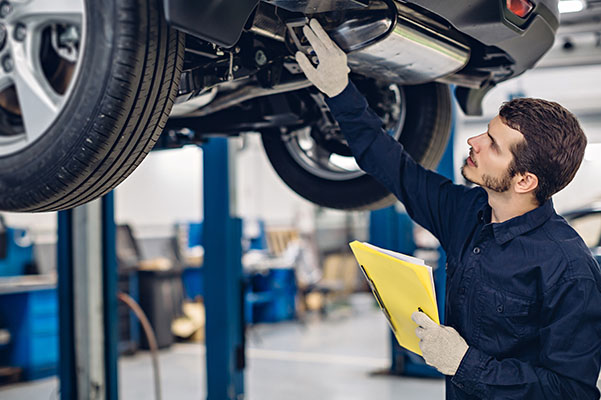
114, 145, 203, 237
235, 134, 317, 231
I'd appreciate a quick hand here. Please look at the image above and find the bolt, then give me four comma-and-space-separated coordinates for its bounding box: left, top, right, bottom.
13, 22, 25, 42
2, 54, 12, 72
254, 49, 267, 66
0, 2, 10, 19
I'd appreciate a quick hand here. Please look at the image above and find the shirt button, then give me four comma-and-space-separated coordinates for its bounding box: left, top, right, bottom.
458, 287, 466, 295
473, 247, 481, 255
497, 305, 504, 313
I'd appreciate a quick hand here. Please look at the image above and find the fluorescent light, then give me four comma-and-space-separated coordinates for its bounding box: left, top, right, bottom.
559, 0, 585, 13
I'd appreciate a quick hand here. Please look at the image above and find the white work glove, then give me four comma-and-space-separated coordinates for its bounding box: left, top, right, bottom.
295, 19, 350, 98
412, 311, 469, 376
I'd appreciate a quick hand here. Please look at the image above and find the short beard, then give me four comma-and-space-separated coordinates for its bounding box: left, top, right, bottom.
461, 162, 512, 193
482, 173, 512, 192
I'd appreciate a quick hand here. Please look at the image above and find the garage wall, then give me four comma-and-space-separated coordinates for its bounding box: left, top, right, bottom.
114, 145, 203, 237
235, 134, 317, 231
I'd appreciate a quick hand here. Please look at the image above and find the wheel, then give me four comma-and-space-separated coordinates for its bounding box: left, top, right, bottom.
0, 0, 184, 212
260, 80, 452, 210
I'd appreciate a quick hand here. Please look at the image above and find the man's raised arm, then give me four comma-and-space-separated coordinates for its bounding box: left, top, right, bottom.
295, 19, 481, 250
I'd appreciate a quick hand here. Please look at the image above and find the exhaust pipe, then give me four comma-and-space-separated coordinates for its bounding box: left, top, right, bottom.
256, 0, 470, 85
334, 2, 470, 85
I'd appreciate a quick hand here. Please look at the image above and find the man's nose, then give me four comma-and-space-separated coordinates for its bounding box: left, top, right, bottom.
467, 133, 485, 152
467, 135, 477, 151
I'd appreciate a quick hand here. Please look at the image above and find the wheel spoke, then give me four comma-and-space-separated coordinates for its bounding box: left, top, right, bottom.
0, 69, 12, 93
9, 0, 84, 26
11, 36, 63, 143
312, 145, 336, 170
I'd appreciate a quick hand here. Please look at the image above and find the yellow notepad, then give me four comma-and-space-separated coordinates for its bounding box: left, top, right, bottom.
349, 240, 439, 356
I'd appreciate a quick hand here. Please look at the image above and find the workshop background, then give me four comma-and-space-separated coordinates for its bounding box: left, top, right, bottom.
1, 2, 601, 400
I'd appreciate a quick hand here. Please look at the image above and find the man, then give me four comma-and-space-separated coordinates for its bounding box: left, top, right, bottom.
295, 19, 601, 399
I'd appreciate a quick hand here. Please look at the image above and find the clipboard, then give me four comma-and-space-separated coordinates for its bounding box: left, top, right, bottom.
349, 240, 439, 356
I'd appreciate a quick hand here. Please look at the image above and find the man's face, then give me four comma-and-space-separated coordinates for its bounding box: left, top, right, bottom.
461, 115, 525, 193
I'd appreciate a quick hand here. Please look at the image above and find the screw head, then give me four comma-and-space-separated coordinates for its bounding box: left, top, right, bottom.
13, 23, 25, 42
0, 2, 10, 19
2, 55, 12, 72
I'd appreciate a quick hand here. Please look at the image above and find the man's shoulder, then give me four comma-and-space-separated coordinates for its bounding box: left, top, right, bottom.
539, 215, 601, 289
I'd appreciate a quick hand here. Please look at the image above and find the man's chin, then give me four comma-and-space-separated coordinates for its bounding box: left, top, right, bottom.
461, 165, 478, 186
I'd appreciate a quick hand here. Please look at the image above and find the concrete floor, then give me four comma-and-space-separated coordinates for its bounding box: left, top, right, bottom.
0, 293, 444, 399
3, 292, 601, 399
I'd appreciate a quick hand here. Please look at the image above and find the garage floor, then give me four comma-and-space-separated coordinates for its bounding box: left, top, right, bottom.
0, 293, 445, 399
3, 292, 601, 399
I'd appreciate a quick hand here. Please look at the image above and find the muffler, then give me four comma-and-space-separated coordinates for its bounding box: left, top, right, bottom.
261, 0, 471, 85
335, 1, 470, 84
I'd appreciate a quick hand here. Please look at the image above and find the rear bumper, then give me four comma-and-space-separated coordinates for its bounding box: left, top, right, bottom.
407, 0, 559, 74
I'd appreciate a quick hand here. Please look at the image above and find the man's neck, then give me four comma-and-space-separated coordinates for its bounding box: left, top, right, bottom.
486, 190, 539, 224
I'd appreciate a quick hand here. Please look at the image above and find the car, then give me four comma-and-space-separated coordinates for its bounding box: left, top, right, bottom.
0, 0, 559, 212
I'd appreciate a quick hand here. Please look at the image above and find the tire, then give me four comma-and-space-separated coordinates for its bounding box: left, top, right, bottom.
261, 82, 452, 210
0, 0, 184, 212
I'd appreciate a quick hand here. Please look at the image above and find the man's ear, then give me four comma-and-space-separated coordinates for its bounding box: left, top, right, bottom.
514, 172, 538, 194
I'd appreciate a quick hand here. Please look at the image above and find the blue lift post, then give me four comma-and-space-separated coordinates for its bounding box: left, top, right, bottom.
369, 112, 456, 378
202, 137, 245, 400
57, 192, 118, 399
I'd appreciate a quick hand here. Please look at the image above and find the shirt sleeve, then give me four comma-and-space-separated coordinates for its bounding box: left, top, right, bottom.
451, 277, 601, 399
325, 81, 484, 251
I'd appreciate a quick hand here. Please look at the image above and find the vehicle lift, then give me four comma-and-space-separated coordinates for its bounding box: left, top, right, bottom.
57, 137, 245, 399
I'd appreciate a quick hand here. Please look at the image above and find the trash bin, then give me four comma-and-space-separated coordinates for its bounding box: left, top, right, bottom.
137, 268, 183, 349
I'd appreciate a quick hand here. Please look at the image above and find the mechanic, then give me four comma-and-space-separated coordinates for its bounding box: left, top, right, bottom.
295, 19, 601, 399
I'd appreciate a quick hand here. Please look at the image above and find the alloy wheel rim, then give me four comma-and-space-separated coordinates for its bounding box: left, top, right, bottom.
283, 83, 406, 181
0, 0, 86, 156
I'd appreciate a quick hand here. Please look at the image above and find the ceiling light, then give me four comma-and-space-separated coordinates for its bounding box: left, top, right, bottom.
559, 0, 585, 13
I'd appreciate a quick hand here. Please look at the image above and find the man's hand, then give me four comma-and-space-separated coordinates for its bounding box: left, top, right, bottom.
295, 19, 350, 98
412, 311, 469, 376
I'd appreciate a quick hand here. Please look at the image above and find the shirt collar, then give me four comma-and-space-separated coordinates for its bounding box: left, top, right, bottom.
477, 199, 555, 245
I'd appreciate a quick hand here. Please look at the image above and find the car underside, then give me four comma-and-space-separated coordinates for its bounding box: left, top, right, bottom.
159, 0, 559, 209
0, 0, 559, 212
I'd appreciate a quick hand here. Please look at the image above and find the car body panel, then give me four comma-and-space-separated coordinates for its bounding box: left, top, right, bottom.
162, 0, 259, 48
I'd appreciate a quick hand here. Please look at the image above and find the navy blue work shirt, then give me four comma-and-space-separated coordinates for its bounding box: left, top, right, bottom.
326, 81, 601, 399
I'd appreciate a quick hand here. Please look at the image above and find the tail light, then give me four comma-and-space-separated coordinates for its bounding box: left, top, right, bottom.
507, 0, 534, 17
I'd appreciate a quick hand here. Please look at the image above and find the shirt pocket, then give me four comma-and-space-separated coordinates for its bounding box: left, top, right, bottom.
477, 283, 537, 353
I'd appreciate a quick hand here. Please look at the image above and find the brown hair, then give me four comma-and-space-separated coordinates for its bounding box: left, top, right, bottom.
499, 98, 587, 205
